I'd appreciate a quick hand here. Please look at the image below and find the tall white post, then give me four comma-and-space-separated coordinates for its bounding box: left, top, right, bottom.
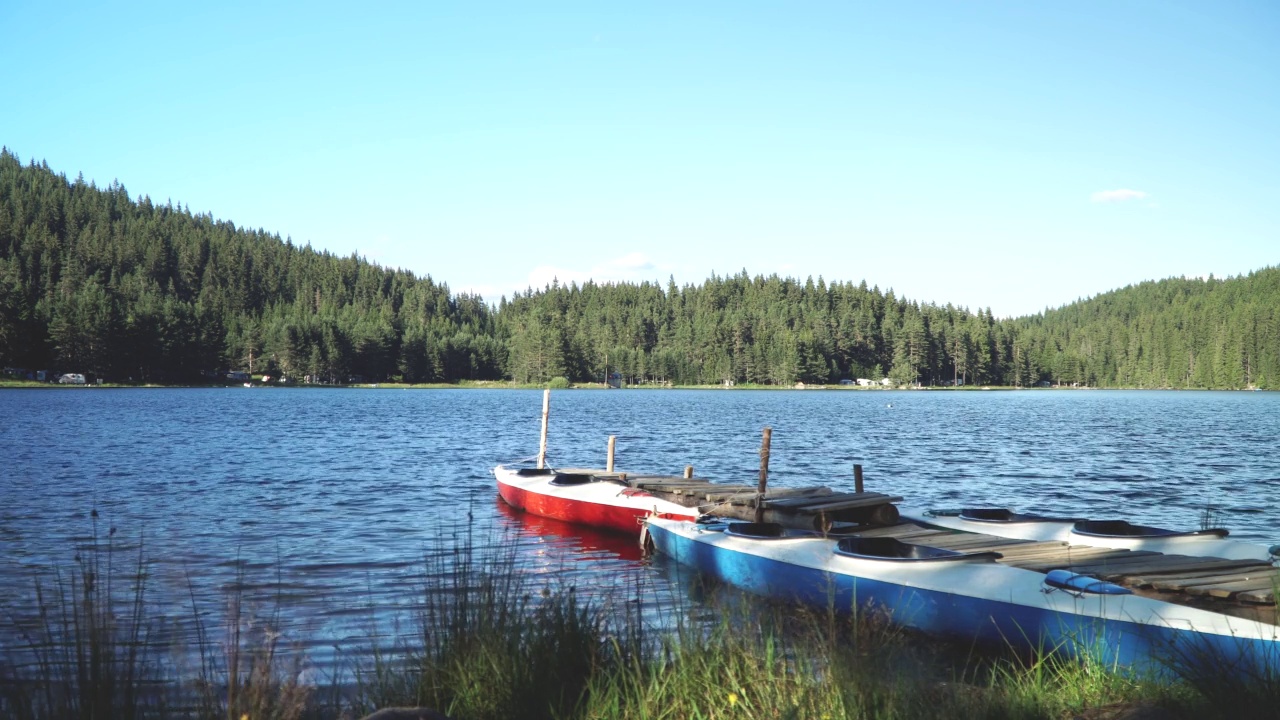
537, 388, 551, 469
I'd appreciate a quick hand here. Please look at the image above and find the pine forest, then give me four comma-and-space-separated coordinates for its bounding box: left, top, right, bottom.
2, 150, 1276, 390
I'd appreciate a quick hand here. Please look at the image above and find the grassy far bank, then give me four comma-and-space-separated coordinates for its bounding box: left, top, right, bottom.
3, 519, 1279, 720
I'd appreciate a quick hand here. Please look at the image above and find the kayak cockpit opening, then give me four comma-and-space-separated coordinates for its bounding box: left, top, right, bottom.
723, 522, 815, 540
834, 537, 1002, 563
955, 508, 1082, 524
1072, 520, 1229, 539
549, 472, 597, 486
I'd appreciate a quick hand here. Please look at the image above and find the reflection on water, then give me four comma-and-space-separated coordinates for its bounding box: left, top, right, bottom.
3, 387, 1279, 673
495, 498, 645, 563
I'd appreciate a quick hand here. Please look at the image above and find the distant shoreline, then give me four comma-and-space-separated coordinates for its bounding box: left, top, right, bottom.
1, 378, 1268, 392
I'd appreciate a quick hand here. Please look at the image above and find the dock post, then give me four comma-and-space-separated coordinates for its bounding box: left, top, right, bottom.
854, 464, 864, 494
537, 388, 550, 469
684, 465, 694, 479
607, 435, 617, 472
755, 427, 772, 523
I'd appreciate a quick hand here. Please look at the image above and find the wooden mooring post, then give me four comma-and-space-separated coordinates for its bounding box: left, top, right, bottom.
755, 427, 772, 523
537, 388, 550, 469
854, 464, 864, 493
607, 435, 617, 472
684, 465, 694, 479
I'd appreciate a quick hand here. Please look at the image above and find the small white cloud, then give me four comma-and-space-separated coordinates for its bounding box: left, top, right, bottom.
525, 252, 665, 291
1091, 188, 1149, 203
611, 251, 655, 272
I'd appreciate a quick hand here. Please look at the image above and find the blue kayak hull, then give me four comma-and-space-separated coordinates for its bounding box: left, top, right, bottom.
648, 520, 1280, 676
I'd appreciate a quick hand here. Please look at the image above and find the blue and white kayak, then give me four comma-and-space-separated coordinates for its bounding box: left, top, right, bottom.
899, 507, 1279, 563
645, 516, 1280, 674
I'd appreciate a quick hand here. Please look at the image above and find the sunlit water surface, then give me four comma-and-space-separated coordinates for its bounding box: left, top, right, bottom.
3, 388, 1278, 676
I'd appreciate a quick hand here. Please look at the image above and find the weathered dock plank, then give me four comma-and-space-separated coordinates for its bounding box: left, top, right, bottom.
1147, 569, 1280, 592
998, 545, 1152, 568
844, 523, 935, 539
788, 495, 906, 513
767, 491, 898, 509
709, 487, 832, 504
993, 546, 1123, 565
1127, 567, 1269, 588
924, 536, 1033, 551
724, 487, 833, 505
982, 541, 1070, 558
1192, 577, 1280, 599
1077, 556, 1265, 580
1239, 588, 1276, 604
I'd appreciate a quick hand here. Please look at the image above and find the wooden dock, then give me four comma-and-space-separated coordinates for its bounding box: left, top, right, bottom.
530, 403, 1273, 619
555, 468, 903, 528
546, 464, 1274, 619
855, 522, 1278, 620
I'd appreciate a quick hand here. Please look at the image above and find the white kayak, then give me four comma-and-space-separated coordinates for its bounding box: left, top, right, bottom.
899, 507, 1279, 562
645, 515, 1280, 675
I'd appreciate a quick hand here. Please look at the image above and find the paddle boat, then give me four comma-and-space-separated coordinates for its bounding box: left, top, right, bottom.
493, 465, 698, 535
644, 515, 1280, 674
900, 507, 1280, 562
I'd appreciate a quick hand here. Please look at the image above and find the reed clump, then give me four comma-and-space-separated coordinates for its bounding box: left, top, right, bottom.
1, 515, 166, 720
0, 515, 325, 720
3, 518, 1277, 719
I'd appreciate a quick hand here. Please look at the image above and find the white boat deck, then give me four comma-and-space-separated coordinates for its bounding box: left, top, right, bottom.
855, 522, 1278, 619
549, 468, 1277, 619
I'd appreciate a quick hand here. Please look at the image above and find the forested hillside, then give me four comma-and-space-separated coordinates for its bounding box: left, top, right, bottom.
500, 276, 1015, 387
1, 150, 1275, 389
499, 268, 1279, 389
0, 150, 502, 383
1011, 270, 1280, 389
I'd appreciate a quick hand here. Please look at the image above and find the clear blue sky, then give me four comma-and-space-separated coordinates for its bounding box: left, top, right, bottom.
3, 1, 1276, 317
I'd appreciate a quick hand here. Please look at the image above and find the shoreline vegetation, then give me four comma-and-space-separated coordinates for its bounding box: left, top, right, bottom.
3, 151, 1277, 393
2, 376, 1270, 392
3, 520, 1277, 720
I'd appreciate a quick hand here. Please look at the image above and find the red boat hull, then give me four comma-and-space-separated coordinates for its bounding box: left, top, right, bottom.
495, 470, 697, 536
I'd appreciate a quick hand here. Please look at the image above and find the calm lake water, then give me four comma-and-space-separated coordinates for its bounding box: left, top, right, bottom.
3, 387, 1279, 674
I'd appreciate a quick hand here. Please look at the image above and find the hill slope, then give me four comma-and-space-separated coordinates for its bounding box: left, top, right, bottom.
0, 149, 501, 382
1012, 270, 1279, 389
2, 151, 1274, 389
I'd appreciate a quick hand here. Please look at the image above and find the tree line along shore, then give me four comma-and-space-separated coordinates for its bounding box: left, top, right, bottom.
2, 149, 1276, 390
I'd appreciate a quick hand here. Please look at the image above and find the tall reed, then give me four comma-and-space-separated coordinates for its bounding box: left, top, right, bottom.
1, 515, 323, 720
1, 513, 165, 719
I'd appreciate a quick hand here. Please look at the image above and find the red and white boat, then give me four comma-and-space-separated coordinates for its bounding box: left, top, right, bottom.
493, 465, 698, 536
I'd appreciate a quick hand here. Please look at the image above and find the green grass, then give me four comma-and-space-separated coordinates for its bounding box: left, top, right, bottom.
3, 519, 1277, 720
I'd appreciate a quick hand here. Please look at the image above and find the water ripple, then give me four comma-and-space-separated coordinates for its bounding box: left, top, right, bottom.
2, 387, 1279, 671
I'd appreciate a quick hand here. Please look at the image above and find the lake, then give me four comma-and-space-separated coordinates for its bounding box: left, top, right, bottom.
3, 387, 1279, 673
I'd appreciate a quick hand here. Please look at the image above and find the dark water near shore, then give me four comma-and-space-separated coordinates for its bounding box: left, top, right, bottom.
3, 387, 1279, 674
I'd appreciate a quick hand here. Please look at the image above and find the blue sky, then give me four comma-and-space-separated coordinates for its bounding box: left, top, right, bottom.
3, 1, 1276, 317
